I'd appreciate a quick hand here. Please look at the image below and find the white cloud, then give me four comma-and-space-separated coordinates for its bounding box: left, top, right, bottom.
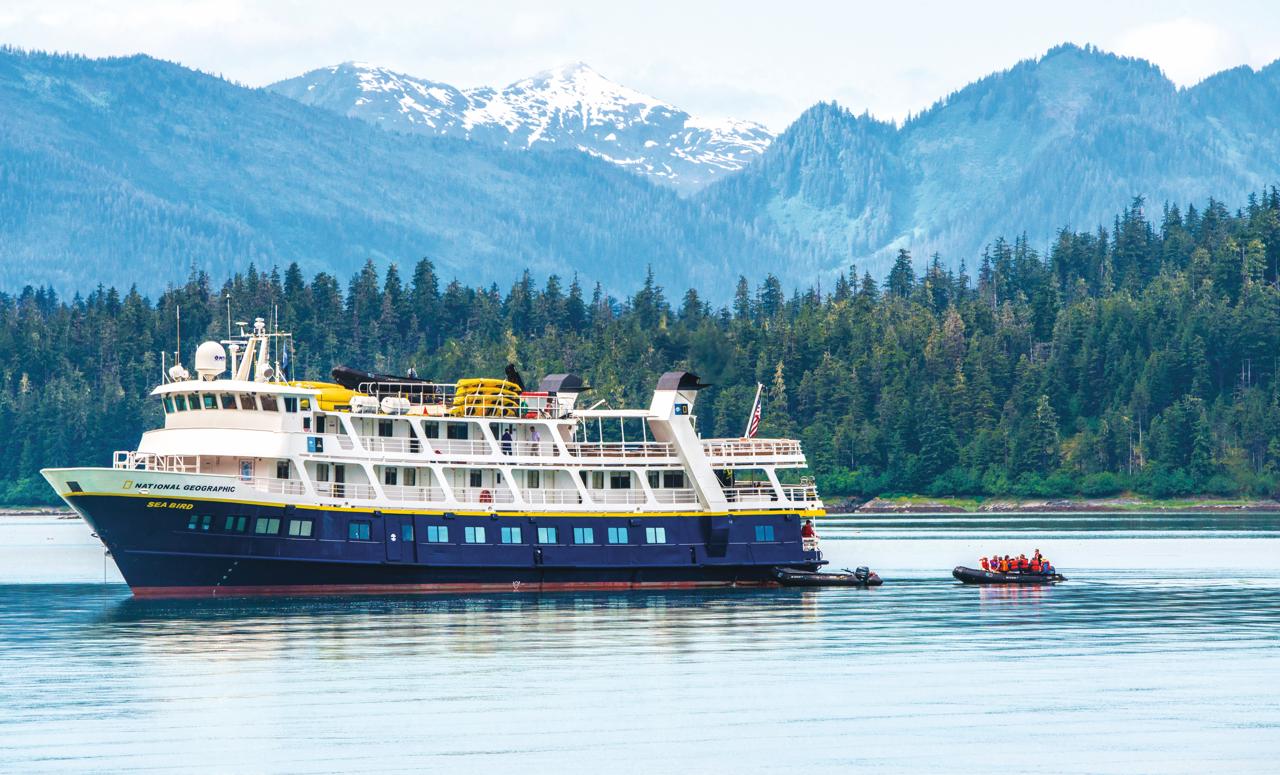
1111, 17, 1250, 86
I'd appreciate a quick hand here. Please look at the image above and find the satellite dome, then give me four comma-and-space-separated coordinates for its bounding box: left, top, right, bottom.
194, 341, 227, 380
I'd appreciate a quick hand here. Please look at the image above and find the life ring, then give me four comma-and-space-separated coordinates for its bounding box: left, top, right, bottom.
479, 489, 493, 504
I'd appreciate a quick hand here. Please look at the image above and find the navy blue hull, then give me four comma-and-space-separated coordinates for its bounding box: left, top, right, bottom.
70, 494, 823, 596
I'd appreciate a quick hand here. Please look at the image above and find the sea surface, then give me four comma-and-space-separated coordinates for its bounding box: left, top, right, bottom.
1, 513, 1278, 773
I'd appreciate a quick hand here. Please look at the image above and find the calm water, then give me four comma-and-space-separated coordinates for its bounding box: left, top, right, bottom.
1, 514, 1278, 773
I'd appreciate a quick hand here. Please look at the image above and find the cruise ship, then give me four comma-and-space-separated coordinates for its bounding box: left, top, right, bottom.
42, 319, 829, 596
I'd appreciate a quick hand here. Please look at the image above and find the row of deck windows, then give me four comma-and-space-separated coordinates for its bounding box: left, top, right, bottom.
187, 514, 312, 538
164, 393, 309, 414
189, 516, 770, 546
337, 522, 674, 545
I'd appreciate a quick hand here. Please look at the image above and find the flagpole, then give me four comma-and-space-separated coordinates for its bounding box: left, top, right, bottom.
744, 382, 763, 438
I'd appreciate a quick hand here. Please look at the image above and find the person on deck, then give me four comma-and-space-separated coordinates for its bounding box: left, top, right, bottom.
530, 427, 542, 455
500, 428, 513, 455
980, 557, 990, 572
801, 520, 816, 539
999, 557, 1010, 573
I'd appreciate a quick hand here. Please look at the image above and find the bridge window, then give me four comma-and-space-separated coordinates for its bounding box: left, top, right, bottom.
283, 396, 299, 413
300, 398, 311, 411
607, 527, 628, 544
254, 517, 281, 535
537, 527, 558, 544
572, 527, 594, 544
464, 526, 486, 543
163, 396, 175, 413
287, 519, 314, 538
348, 521, 371, 541
259, 394, 278, 412
239, 394, 259, 411
202, 394, 217, 410
187, 393, 201, 410
645, 527, 668, 544
501, 527, 522, 544
173, 395, 187, 411
427, 525, 449, 543
754, 525, 776, 541
220, 393, 236, 409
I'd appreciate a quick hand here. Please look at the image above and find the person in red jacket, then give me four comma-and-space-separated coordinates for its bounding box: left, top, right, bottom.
801, 520, 816, 538
980, 557, 990, 571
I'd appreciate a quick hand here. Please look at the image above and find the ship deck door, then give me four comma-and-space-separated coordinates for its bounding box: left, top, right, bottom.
383, 512, 415, 563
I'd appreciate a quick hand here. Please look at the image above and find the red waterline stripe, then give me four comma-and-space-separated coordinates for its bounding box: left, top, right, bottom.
131, 580, 780, 598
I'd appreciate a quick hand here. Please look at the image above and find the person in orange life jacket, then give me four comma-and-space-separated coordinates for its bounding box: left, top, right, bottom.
801, 520, 816, 538
999, 557, 1011, 573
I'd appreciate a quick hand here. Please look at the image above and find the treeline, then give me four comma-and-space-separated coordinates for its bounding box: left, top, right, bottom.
5, 191, 1280, 504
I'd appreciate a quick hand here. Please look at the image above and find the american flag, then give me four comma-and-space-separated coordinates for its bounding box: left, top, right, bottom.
744, 383, 763, 438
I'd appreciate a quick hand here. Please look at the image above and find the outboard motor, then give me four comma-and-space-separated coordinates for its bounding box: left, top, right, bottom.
854, 566, 871, 583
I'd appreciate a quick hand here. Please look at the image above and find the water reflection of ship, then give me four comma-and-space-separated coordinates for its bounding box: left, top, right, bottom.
96, 589, 826, 660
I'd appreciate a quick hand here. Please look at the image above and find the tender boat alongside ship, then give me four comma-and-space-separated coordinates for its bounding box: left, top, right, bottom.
41, 318, 859, 597
952, 566, 1066, 585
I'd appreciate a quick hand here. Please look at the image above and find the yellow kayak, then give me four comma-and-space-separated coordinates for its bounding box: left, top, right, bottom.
287, 381, 364, 411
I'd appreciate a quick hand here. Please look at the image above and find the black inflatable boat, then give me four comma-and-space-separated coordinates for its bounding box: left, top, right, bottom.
774, 567, 883, 588
952, 566, 1066, 585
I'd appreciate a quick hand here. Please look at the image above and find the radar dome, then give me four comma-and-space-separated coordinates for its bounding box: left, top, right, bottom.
195, 341, 227, 380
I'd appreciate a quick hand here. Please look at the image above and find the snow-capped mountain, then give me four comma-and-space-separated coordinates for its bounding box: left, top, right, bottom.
270, 62, 773, 193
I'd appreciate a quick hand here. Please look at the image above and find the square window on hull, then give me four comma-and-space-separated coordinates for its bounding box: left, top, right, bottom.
348, 521, 371, 541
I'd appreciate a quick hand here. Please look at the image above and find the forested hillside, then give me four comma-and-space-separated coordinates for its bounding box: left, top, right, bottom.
5, 193, 1280, 504
705, 44, 1280, 278
0, 48, 793, 299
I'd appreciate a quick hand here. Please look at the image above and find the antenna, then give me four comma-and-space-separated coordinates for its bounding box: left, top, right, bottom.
175, 304, 182, 366
226, 293, 232, 339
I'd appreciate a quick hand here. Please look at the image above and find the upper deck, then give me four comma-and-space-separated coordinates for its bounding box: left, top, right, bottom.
115, 324, 821, 513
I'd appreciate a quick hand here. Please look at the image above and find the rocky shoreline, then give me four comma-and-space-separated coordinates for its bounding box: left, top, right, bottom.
829, 496, 1280, 514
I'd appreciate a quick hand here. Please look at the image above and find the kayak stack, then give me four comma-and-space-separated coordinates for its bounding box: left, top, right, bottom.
287, 381, 364, 412
450, 378, 522, 417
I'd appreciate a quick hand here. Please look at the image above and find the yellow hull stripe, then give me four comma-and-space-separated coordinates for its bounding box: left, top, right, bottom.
62, 491, 825, 519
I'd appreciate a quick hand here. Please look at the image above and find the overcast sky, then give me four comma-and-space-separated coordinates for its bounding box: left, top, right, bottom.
4, 0, 1280, 129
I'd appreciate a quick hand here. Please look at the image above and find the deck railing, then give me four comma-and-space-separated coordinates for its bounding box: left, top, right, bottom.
651, 488, 699, 505
315, 482, 377, 500
112, 451, 196, 473
522, 488, 585, 505
723, 485, 779, 503
566, 441, 675, 459
453, 486, 517, 505
249, 477, 307, 495
702, 439, 804, 459
586, 489, 647, 505
382, 485, 446, 503
424, 439, 494, 457
781, 484, 820, 504
358, 435, 423, 455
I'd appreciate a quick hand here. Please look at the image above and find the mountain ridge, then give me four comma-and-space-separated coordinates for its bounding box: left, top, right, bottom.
703, 43, 1280, 277
269, 61, 773, 193
0, 47, 790, 298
